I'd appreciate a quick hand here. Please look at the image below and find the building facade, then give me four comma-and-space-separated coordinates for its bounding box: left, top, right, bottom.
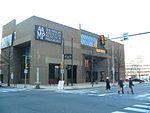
1, 16, 125, 85
126, 63, 150, 79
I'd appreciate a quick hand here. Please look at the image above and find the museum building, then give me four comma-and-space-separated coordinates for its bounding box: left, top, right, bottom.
1, 16, 125, 85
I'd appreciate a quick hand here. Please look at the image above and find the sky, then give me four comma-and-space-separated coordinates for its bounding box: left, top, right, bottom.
0, 0, 150, 64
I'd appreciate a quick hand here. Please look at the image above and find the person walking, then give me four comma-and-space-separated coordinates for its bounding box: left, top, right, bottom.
128, 78, 134, 94
106, 77, 111, 91
118, 78, 124, 94
91, 79, 94, 87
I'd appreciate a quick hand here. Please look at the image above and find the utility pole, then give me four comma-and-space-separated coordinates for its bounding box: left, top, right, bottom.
91, 41, 95, 87
112, 43, 115, 85
111, 31, 150, 40
61, 38, 64, 81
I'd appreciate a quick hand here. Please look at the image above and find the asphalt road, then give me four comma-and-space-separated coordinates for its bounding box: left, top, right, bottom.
0, 83, 150, 113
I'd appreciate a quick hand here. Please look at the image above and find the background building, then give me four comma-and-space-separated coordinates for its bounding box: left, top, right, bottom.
126, 63, 150, 79
0, 54, 4, 83
1, 16, 125, 85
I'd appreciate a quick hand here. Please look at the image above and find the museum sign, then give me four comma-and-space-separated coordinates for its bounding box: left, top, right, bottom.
35, 25, 62, 44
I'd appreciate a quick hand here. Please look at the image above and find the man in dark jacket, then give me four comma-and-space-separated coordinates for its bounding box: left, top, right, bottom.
118, 78, 124, 94
129, 78, 134, 94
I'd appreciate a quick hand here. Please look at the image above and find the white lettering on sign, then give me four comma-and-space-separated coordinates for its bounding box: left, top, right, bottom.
96, 48, 106, 53
36, 26, 46, 40
35, 25, 62, 44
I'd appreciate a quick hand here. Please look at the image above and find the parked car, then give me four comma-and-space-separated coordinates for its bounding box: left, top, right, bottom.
132, 78, 144, 83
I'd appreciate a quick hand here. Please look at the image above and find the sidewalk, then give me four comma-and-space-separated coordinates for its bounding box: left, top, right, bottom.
1, 82, 117, 90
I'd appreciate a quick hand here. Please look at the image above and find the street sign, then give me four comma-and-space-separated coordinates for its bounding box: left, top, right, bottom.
24, 69, 28, 74
57, 80, 64, 89
123, 32, 128, 40
61, 69, 64, 74
64, 54, 72, 60
11, 72, 14, 80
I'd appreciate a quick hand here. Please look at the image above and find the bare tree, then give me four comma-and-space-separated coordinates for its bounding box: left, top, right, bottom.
1, 46, 14, 86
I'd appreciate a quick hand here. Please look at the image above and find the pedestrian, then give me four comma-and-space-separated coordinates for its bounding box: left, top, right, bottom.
128, 78, 134, 94
118, 78, 124, 94
91, 78, 94, 87
106, 77, 111, 91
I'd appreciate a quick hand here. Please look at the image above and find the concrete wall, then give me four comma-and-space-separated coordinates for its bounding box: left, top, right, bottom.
29, 16, 82, 84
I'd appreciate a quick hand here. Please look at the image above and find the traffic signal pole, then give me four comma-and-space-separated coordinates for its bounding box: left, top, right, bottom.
61, 38, 64, 81
111, 31, 150, 40
109, 31, 150, 83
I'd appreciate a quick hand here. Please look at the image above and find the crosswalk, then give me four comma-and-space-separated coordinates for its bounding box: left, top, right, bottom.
0, 88, 27, 93
55, 89, 116, 97
112, 103, 150, 113
56, 89, 150, 112
135, 93, 150, 101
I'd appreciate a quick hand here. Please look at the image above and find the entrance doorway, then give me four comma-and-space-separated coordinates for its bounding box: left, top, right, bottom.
0, 74, 3, 83
66, 65, 77, 83
20, 46, 30, 84
100, 71, 105, 82
85, 71, 98, 82
49, 63, 60, 84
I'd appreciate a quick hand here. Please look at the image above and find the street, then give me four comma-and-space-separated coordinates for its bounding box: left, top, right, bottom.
0, 83, 150, 113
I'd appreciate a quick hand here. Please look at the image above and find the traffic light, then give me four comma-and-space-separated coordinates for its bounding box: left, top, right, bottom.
99, 35, 105, 45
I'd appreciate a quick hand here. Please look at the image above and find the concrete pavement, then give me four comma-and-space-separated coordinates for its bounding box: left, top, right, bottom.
1, 82, 110, 90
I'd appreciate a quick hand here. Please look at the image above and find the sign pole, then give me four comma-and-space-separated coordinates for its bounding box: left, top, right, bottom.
61, 38, 64, 80
71, 38, 73, 86
24, 55, 27, 88
57, 37, 65, 90
112, 43, 115, 85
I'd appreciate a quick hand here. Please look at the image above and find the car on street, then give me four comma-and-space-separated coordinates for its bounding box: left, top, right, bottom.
132, 78, 144, 83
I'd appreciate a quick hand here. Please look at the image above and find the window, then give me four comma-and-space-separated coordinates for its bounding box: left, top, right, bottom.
81, 34, 97, 47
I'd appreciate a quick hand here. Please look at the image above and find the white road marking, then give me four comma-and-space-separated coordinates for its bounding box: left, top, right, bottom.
143, 103, 150, 105
112, 111, 127, 113
124, 107, 150, 112
56, 90, 116, 97
2, 91, 9, 93
98, 93, 116, 97
137, 94, 150, 98
112, 103, 150, 113
0, 88, 26, 93
98, 94, 106, 96
133, 104, 150, 109
88, 91, 97, 93
147, 97, 150, 99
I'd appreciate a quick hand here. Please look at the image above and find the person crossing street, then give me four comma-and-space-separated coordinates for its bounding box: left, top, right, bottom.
106, 77, 111, 91
128, 78, 134, 94
118, 78, 124, 94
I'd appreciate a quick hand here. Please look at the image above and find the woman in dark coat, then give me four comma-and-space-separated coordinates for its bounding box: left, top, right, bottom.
106, 77, 111, 91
